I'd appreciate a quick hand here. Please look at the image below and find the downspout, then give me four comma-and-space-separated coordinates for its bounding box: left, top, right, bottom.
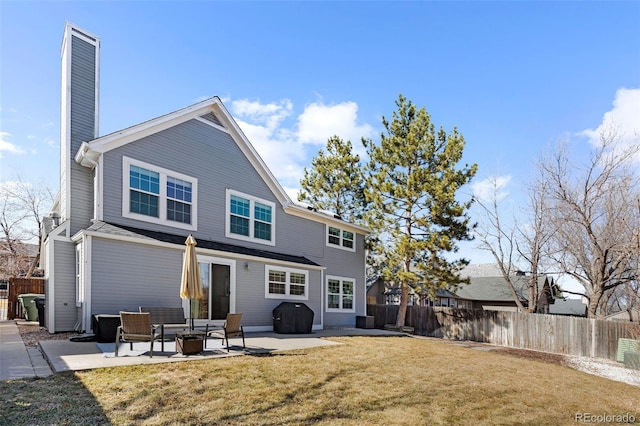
83, 234, 93, 333
320, 268, 324, 330
83, 157, 101, 222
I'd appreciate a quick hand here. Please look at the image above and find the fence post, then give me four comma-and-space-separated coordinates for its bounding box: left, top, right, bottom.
591, 318, 596, 358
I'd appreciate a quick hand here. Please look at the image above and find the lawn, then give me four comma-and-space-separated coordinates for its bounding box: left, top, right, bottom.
1, 336, 639, 425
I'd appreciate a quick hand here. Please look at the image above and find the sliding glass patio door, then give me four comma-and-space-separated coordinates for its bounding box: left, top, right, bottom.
195, 256, 235, 323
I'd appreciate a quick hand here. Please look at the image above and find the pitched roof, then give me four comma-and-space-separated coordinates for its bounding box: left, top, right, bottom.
446, 275, 551, 302
84, 221, 320, 267
74, 96, 368, 235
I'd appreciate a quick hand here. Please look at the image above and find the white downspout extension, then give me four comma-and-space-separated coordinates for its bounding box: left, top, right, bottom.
84, 158, 101, 222
320, 269, 324, 330
44, 238, 55, 333
83, 235, 93, 333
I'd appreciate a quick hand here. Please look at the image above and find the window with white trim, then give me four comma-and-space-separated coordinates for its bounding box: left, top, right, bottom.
326, 225, 355, 251
122, 157, 197, 231
265, 265, 308, 300
326, 275, 355, 312
226, 189, 275, 245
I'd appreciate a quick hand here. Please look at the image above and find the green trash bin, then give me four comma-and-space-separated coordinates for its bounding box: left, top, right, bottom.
18, 293, 44, 322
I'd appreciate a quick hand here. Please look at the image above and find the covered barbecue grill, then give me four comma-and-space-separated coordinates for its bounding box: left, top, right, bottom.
272, 302, 314, 334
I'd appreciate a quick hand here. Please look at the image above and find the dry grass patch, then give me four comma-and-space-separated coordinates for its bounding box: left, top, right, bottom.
2, 336, 639, 425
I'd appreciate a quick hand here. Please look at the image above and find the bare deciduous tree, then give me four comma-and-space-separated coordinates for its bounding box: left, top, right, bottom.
474, 173, 553, 312
0, 177, 54, 278
474, 176, 526, 311
517, 167, 556, 312
541, 129, 640, 318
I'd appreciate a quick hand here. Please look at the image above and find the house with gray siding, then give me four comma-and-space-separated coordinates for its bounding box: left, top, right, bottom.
42, 23, 368, 333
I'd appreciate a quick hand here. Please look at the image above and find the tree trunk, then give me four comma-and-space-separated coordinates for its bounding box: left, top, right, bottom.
528, 283, 536, 313
395, 283, 409, 327
587, 290, 602, 318
26, 252, 40, 279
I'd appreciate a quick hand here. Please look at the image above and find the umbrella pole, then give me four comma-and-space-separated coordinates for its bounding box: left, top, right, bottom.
190, 299, 194, 331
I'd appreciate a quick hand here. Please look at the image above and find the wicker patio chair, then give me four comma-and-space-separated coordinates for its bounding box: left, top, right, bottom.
115, 311, 161, 357
205, 313, 245, 352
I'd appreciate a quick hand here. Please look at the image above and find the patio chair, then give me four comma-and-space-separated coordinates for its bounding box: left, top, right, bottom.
205, 313, 245, 352
115, 311, 161, 357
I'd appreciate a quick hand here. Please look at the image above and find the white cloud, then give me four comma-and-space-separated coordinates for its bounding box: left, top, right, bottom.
297, 101, 375, 147
232, 99, 293, 130
0, 132, 26, 154
231, 98, 374, 194
580, 87, 640, 159
471, 175, 512, 203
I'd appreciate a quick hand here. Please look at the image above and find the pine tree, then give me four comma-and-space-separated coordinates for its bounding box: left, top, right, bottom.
298, 136, 366, 223
364, 95, 478, 327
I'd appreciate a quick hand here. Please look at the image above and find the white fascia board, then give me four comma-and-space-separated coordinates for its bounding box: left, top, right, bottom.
77, 96, 293, 209
74, 228, 326, 271
284, 204, 370, 235
85, 97, 224, 154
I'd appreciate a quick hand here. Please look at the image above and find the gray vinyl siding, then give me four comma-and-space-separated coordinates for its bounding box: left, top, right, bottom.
102, 119, 327, 257
68, 35, 96, 235
102, 119, 273, 243
90, 239, 183, 315
88, 236, 326, 328
234, 262, 323, 328
97, 118, 366, 328
52, 240, 77, 332
315, 234, 366, 327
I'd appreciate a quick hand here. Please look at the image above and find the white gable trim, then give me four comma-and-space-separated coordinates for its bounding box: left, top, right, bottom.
76, 97, 292, 207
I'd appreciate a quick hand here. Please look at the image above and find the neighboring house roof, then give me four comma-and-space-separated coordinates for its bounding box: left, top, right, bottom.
74, 96, 368, 236
84, 221, 321, 267
460, 263, 505, 277
449, 275, 550, 302
549, 299, 588, 316
605, 308, 640, 322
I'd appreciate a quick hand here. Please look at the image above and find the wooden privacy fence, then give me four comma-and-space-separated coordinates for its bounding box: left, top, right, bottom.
7, 277, 45, 320
367, 304, 635, 361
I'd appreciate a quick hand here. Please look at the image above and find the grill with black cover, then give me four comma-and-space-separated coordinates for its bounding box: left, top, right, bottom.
272, 302, 314, 334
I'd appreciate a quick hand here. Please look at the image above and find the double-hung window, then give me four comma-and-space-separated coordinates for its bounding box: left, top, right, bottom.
123, 157, 197, 230
326, 225, 355, 251
326, 275, 355, 312
265, 265, 308, 300
226, 189, 275, 245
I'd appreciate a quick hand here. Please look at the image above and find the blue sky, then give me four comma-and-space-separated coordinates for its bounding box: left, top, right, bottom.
1, 1, 639, 278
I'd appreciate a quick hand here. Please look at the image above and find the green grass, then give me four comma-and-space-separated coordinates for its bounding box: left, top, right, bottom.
1, 336, 639, 425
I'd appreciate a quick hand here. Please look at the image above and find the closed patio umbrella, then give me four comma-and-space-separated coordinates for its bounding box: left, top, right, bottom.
180, 234, 202, 330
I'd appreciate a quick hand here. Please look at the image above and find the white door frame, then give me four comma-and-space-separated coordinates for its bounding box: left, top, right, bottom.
188, 255, 236, 327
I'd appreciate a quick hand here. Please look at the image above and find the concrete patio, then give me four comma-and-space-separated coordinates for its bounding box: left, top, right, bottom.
1, 321, 404, 380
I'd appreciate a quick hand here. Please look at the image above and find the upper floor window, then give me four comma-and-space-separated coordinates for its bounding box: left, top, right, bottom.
326, 225, 355, 252
226, 189, 275, 245
326, 275, 355, 312
265, 265, 308, 300
123, 157, 197, 231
